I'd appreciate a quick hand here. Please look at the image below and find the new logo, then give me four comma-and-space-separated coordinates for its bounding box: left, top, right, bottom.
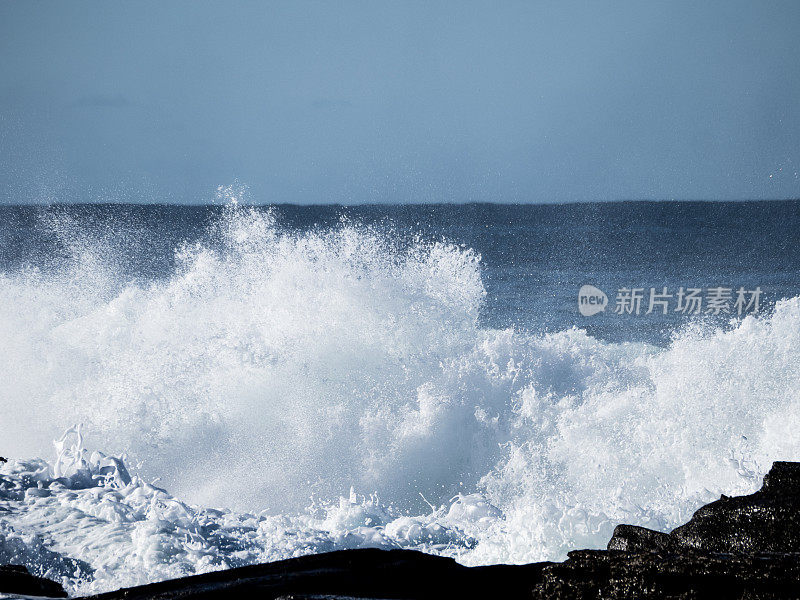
578, 285, 608, 316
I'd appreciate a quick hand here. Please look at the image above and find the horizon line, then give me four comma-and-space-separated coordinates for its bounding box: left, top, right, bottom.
1, 198, 800, 208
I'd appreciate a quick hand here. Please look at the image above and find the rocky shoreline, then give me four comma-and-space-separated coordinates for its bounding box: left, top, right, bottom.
4, 461, 800, 599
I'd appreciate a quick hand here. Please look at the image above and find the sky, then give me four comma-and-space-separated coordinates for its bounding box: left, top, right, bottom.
1, 1, 800, 204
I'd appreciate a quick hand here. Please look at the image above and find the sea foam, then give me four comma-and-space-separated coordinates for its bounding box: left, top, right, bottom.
1, 207, 800, 594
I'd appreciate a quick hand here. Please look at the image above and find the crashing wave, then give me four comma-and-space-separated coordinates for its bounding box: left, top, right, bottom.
1, 207, 800, 593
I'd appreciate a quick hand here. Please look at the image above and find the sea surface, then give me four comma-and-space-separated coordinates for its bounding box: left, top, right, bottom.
1, 200, 800, 594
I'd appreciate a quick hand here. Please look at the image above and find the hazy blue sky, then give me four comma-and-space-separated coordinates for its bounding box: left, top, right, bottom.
2, 1, 799, 204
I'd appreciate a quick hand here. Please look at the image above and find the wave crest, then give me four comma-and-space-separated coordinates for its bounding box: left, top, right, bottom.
2, 207, 800, 585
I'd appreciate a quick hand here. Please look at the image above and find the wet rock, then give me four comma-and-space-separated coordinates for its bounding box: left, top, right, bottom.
9, 461, 800, 599
0, 564, 67, 597
607, 523, 680, 552
671, 461, 800, 553
530, 549, 800, 599
605, 462, 800, 555
69, 543, 800, 600
77, 548, 547, 600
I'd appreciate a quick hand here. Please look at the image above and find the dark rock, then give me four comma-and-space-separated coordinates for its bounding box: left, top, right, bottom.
605, 462, 800, 555
71, 545, 800, 600
0, 564, 68, 597
671, 461, 800, 553
763, 460, 800, 491
79, 549, 548, 600
607, 524, 680, 552
9, 460, 800, 599
530, 549, 800, 599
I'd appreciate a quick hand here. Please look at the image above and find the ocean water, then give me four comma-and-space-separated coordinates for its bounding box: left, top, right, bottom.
1, 200, 800, 594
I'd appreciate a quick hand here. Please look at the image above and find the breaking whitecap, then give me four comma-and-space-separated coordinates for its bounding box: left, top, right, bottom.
2, 207, 800, 594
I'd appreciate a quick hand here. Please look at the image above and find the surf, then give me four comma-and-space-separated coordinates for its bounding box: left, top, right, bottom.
2, 206, 800, 593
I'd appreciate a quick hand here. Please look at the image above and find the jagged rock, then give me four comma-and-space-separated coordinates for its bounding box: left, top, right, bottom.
606, 461, 800, 555
8, 461, 800, 599
671, 461, 800, 553
603, 461, 800, 556
0, 564, 67, 597
70, 545, 800, 600
607, 524, 680, 552
530, 549, 800, 600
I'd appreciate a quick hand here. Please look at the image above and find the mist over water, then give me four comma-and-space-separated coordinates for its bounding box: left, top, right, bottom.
2, 203, 800, 593
3, 207, 492, 511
